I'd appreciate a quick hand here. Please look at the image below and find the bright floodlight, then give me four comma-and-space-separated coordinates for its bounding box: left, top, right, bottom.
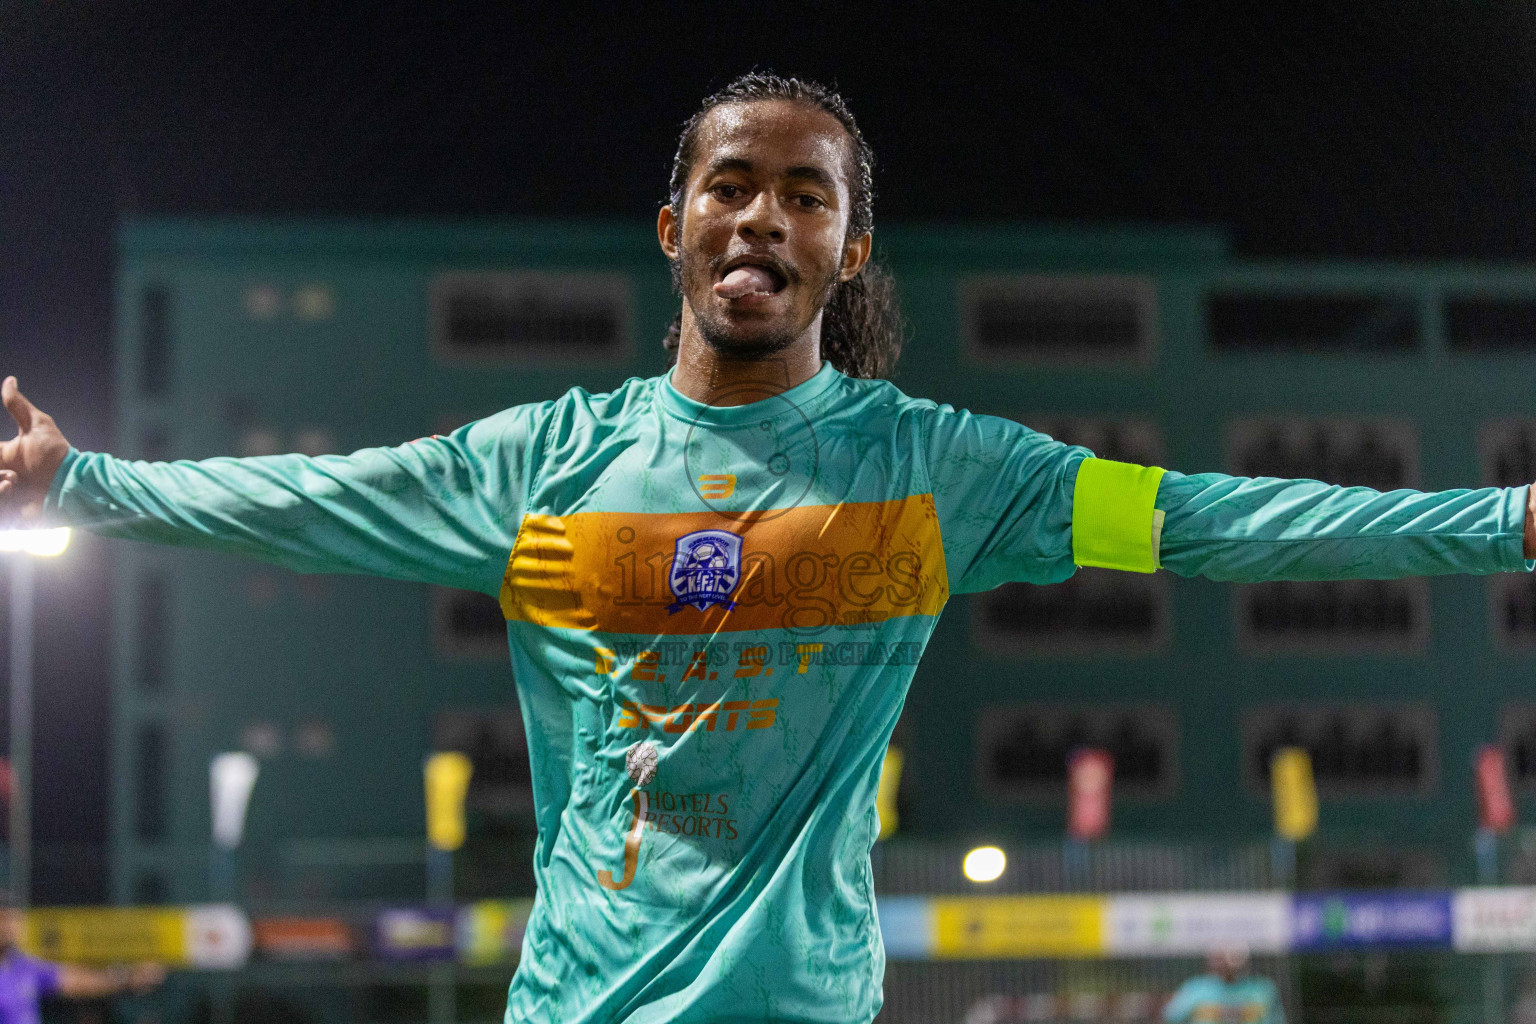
963, 845, 1006, 883
0, 528, 70, 557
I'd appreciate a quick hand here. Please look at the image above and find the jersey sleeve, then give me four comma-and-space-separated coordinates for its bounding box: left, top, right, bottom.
42, 403, 552, 596
919, 406, 1092, 594
1156, 469, 1534, 581
1261, 979, 1286, 1024
1159, 978, 1203, 1023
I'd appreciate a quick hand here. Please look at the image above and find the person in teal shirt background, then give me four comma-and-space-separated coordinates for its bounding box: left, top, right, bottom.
3, 73, 1535, 1024
1164, 947, 1285, 1024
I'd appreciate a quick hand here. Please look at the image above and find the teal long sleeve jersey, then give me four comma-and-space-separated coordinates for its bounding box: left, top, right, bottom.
1162, 974, 1284, 1024
43, 362, 1534, 1023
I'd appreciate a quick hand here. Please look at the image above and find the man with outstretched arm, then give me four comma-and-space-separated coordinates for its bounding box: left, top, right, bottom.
1163, 946, 1283, 1024
4, 73, 1534, 1024
0, 905, 164, 1024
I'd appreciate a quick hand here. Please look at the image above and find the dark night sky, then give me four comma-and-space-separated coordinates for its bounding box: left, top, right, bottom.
5, 1, 1536, 900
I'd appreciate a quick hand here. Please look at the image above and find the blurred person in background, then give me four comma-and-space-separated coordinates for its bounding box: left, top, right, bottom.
0, 905, 164, 1024
1514, 973, 1536, 1024
6, 71, 1536, 1024
1163, 946, 1283, 1024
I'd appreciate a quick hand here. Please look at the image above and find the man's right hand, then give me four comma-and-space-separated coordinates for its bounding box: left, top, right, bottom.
0, 376, 70, 523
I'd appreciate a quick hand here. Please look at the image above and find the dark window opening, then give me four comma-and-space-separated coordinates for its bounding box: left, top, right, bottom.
1497, 575, 1536, 642
978, 705, 1177, 798
433, 709, 532, 816
1242, 580, 1424, 642
432, 273, 629, 360
961, 278, 1152, 362
1208, 292, 1418, 351
136, 575, 168, 692
139, 427, 171, 463
1229, 420, 1417, 492
1483, 428, 1536, 646
432, 588, 506, 659
140, 285, 171, 396
135, 723, 167, 842
1481, 422, 1536, 488
979, 572, 1166, 650
1021, 417, 1164, 467
1300, 848, 1445, 890
1501, 706, 1536, 788
1245, 705, 1435, 795
1446, 295, 1536, 350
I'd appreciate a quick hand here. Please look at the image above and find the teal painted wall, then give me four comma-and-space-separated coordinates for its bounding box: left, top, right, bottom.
112, 218, 1536, 901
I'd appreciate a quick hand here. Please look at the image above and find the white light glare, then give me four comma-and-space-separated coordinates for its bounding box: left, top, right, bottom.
963, 845, 1007, 883
0, 528, 71, 557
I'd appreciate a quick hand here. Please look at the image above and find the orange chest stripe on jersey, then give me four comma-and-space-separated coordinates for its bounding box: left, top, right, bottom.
498, 494, 948, 634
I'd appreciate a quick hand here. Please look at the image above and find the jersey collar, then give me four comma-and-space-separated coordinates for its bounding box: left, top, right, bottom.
659, 360, 841, 426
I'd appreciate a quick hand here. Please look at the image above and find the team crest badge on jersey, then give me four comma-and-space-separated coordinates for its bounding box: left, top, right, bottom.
667, 529, 742, 613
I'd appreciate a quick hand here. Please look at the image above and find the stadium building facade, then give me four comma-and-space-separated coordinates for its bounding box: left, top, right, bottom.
112, 217, 1536, 909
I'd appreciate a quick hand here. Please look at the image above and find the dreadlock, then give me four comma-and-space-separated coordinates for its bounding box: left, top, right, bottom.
662, 72, 903, 380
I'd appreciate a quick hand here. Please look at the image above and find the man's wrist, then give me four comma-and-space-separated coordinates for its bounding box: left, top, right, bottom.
39, 446, 77, 519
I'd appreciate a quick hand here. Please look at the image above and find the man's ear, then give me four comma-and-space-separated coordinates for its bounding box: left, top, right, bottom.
657, 205, 679, 262
839, 232, 873, 283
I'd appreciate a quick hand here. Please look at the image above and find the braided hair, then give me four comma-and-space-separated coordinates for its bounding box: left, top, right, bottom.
662, 72, 903, 379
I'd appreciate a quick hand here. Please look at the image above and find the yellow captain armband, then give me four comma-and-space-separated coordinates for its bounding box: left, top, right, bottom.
1071, 458, 1167, 573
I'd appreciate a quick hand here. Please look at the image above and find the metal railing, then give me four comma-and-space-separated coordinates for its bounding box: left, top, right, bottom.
873, 839, 1278, 894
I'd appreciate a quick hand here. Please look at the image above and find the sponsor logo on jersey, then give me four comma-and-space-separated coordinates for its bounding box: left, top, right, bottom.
697, 474, 736, 499
667, 529, 741, 613
499, 496, 948, 634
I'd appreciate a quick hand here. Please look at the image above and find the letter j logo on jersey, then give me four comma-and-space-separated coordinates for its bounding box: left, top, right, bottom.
667, 530, 742, 614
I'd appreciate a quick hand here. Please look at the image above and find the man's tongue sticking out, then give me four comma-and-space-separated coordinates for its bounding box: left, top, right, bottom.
715, 265, 779, 299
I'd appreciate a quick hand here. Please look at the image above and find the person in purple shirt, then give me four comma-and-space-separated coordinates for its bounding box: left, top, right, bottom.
0, 907, 164, 1024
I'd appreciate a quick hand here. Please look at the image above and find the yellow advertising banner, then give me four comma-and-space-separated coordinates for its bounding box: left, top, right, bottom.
23, 907, 187, 965
931, 896, 1106, 958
